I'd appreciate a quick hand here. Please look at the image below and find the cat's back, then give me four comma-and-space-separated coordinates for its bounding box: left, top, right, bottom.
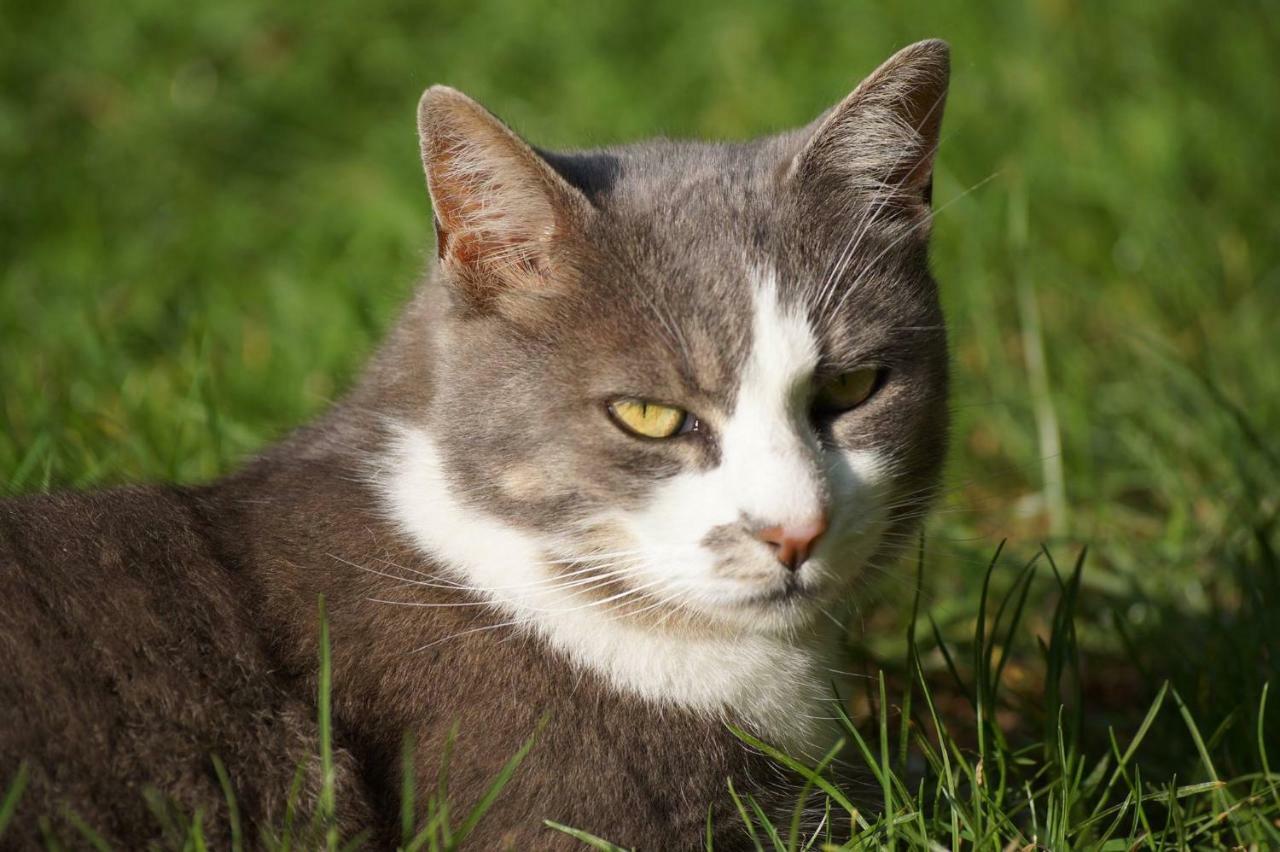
0, 486, 251, 712
0, 486, 374, 847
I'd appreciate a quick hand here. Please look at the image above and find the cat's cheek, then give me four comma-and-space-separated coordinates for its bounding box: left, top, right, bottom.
824, 446, 889, 502
608, 470, 743, 596
818, 447, 893, 563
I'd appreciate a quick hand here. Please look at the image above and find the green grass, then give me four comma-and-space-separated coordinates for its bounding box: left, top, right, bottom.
2, 0, 1278, 847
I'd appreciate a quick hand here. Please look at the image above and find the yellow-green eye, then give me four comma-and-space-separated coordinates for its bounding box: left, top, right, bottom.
608, 399, 690, 439
814, 368, 880, 413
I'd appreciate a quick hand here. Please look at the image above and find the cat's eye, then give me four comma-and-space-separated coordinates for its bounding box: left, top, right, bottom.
608, 399, 693, 439
813, 368, 881, 414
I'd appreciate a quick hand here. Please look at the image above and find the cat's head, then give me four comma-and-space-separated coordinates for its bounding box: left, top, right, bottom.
394, 41, 950, 635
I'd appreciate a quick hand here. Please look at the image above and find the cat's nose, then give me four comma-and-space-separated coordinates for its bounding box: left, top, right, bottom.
755, 514, 828, 572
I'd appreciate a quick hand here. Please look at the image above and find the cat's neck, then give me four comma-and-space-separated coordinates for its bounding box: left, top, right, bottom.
379, 422, 842, 755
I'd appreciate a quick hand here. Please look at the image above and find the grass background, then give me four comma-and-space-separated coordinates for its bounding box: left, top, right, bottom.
2, 0, 1279, 847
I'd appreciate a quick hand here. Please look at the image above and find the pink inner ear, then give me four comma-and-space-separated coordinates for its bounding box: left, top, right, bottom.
429, 178, 534, 289
434, 214, 551, 308
417, 86, 595, 312
424, 131, 561, 295
446, 226, 548, 280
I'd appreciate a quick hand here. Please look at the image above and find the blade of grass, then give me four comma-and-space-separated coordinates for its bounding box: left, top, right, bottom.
991, 554, 1040, 708
727, 776, 765, 852
37, 815, 65, 851
316, 594, 338, 852
543, 820, 632, 851
143, 787, 183, 848
909, 656, 960, 848
745, 793, 786, 852
187, 809, 208, 852
1086, 682, 1169, 824
1171, 688, 1232, 818
898, 535, 925, 775
278, 762, 308, 852
729, 726, 861, 824
876, 671, 895, 846
63, 807, 111, 852
787, 737, 845, 851
927, 614, 971, 708
339, 830, 372, 852
0, 762, 29, 840
450, 715, 547, 847
211, 754, 243, 852
1259, 682, 1279, 808
436, 722, 458, 849
400, 732, 417, 848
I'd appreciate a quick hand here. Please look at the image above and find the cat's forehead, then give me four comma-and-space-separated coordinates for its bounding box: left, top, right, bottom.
556, 139, 917, 330
546, 135, 796, 207
555, 135, 903, 294
557, 140, 787, 291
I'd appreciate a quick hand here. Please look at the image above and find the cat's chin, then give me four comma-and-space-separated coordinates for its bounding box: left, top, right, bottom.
725, 596, 824, 633
720, 570, 822, 608
670, 575, 841, 634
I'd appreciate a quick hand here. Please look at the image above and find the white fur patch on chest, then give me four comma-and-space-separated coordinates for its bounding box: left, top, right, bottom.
380, 425, 837, 753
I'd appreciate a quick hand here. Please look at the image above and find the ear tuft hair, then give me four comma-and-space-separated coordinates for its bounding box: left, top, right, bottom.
790, 39, 950, 221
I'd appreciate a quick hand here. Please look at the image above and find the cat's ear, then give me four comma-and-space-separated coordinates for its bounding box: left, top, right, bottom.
788, 39, 949, 222
417, 86, 591, 312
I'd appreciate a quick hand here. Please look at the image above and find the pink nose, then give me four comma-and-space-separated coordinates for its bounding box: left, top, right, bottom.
755, 515, 828, 572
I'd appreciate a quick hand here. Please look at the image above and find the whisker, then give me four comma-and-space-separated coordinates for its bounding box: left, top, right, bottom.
829, 168, 1002, 320
412, 618, 525, 651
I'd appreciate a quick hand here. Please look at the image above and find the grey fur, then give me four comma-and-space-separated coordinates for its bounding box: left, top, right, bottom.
0, 39, 951, 849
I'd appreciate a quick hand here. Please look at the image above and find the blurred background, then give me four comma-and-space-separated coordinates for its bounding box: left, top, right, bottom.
2, 0, 1278, 775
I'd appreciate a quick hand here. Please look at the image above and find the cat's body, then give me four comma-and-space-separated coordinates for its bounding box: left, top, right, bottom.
0, 432, 784, 848
1, 40, 951, 848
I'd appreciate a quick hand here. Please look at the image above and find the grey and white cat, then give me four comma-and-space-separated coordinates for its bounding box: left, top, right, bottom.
0, 40, 950, 849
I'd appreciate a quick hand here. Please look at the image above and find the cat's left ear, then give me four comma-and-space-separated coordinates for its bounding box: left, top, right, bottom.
417, 86, 592, 314
788, 39, 950, 223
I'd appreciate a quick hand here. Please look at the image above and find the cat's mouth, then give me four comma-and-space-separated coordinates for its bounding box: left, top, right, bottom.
707, 561, 833, 614
738, 580, 814, 607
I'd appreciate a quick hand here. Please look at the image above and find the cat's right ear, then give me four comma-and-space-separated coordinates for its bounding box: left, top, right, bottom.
787, 39, 950, 227
417, 86, 591, 314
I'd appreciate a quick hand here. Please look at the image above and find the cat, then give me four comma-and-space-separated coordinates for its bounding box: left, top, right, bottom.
0, 39, 951, 850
